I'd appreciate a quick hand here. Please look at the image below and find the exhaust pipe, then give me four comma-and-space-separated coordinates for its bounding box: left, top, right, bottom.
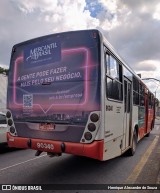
35, 150, 43, 156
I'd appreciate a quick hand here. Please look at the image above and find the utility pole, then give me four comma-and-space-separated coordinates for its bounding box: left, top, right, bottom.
142, 78, 160, 98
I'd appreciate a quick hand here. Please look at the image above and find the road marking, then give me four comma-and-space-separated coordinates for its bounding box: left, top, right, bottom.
119, 135, 159, 193
155, 144, 160, 185
0, 154, 46, 172
156, 126, 160, 130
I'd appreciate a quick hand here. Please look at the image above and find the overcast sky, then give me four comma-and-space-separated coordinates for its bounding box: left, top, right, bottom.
1, 0, 160, 98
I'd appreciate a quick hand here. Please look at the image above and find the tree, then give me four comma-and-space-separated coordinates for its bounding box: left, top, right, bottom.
0, 67, 9, 75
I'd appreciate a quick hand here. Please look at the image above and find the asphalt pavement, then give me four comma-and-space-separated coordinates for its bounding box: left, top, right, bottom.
0, 118, 160, 193
118, 118, 160, 193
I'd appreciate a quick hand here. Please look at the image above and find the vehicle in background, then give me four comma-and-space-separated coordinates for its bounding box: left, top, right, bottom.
0, 73, 8, 145
0, 73, 7, 108
0, 112, 7, 144
6, 29, 155, 161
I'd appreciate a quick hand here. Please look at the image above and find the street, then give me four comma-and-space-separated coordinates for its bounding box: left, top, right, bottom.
0, 119, 160, 193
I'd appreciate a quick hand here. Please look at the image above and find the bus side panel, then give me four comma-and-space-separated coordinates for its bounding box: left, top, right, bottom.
147, 109, 154, 133
132, 106, 139, 139
103, 136, 123, 160
103, 100, 124, 160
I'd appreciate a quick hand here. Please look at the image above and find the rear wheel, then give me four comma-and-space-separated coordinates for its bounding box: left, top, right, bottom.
127, 132, 137, 156
145, 132, 150, 137
146, 122, 153, 137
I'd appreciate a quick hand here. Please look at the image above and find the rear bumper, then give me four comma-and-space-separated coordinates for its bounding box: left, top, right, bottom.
7, 133, 104, 160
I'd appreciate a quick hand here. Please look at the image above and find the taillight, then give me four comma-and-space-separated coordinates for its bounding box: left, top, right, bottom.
88, 123, 96, 132
90, 113, 99, 122
6, 111, 17, 136
10, 126, 16, 134
6, 111, 11, 118
84, 132, 92, 141
81, 112, 100, 143
8, 119, 13, 126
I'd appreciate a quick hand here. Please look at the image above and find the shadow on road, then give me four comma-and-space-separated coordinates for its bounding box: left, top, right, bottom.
22, 152, 128, 185
0, 144, 22, 154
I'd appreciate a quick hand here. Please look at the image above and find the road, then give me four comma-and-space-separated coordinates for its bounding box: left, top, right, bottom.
0, 119, 160, 193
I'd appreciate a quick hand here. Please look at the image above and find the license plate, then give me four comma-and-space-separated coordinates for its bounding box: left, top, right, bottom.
39, 123, 55, 131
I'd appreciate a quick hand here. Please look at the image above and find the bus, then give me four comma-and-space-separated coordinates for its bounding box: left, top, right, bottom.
6, 29, 155, 161
0, 73, 8, 144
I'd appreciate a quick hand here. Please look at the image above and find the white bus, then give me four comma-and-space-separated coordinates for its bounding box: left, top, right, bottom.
0, 112, 7, 144
0, 73, 8, 144
6, 29, 155, 160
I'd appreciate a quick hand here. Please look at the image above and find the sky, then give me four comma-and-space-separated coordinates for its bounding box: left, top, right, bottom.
0, 0, 160, 98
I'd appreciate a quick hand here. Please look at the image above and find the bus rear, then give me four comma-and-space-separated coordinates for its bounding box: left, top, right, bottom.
7, 30, 104, 160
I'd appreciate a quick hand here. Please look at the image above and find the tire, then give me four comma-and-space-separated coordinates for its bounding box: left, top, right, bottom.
146, 122, 153, 137
127, 132, 137, 156
145, 132, 150, 137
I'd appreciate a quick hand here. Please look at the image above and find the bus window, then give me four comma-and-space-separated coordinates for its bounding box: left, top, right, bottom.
106, 54, 123, 101
105, 53, 109, 74
140, 83, 145, 106
128, 83, 131, 113
133, 76, 139, 105
109, 55, 119, 79
149, 93, 154, 108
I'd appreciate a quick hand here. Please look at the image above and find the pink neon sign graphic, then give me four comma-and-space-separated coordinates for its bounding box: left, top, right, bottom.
13, 47, 91, 114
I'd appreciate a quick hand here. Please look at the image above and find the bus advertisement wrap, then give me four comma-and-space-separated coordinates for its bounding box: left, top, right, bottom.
7, 31, 101, 142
